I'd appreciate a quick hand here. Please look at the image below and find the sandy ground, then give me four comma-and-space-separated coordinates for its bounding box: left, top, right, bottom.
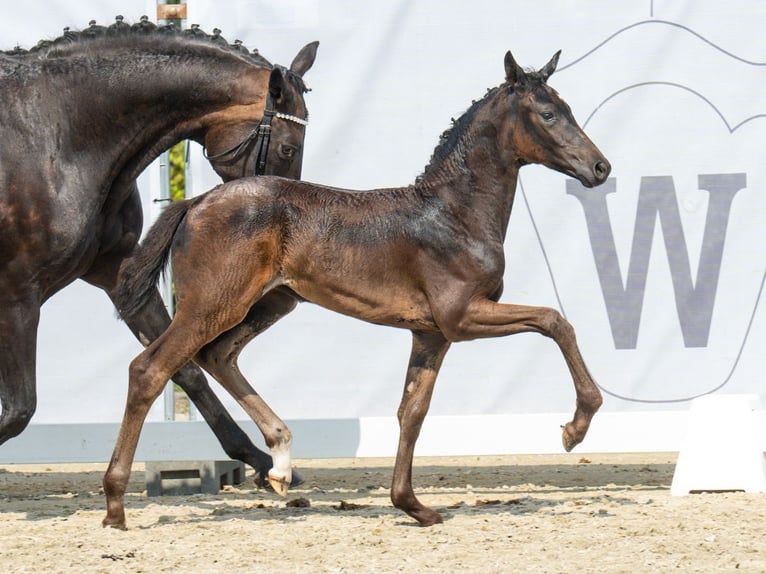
1, 452, 764, 573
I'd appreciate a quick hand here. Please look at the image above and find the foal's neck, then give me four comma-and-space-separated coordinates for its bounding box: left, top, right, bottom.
417, 122, 521, 242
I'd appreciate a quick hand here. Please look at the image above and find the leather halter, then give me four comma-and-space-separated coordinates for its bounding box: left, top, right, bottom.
202, 92, 308, 176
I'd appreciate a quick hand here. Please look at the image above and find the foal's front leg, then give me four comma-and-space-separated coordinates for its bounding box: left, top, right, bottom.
452, 299, 603, 450
391, 331, 451, 526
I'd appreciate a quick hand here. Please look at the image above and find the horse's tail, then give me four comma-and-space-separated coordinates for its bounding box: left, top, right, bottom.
114, 198, 197, 321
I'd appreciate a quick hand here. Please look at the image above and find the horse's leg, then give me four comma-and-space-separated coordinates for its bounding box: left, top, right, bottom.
103, 322, 208, 529
83, 186, 300, 485
190, 287, 304, 487
103, 305, 295, 527
0, 298, 40, 446
112, 288, 289, 481
194, 308, 298, 497
450, 299, 603, 450
390, 331, 451, 526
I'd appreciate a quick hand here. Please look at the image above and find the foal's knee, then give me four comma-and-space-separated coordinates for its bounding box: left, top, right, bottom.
539, 308, 575, 340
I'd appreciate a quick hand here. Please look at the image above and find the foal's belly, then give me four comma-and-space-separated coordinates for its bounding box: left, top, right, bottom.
286, 275, 438, 331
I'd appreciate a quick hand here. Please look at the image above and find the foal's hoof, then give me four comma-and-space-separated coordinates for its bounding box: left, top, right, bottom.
102, 516, 127, 531
561, 423, 579, 452
255, 468, 304, 490
267, 471, 291, 497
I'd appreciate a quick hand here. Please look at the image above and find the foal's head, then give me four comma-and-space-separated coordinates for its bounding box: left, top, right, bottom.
202, 41, 318, 181
498, 50, 610, 188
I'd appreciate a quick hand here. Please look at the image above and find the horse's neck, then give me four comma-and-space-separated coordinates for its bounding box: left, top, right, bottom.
9, 45, 267, 182
421, 142, 520, 242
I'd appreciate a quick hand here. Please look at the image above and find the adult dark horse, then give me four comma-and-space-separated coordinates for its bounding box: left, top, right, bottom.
111, 49, 610, 528
0, 17, 318, 485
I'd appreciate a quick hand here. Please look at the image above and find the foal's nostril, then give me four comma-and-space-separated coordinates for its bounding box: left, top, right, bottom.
593, 159, 610, 181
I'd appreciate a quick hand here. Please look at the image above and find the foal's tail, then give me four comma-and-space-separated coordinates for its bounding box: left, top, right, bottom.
114, 198, 197, 321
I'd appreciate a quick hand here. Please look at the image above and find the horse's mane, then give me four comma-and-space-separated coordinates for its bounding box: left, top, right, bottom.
417, 72, 548, 183
1, 15, 274, 70
417, 86, 500, 183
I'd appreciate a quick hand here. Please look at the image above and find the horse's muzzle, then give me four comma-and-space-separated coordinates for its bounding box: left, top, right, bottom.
576, 158, 611, 188
593, 159, 611, 183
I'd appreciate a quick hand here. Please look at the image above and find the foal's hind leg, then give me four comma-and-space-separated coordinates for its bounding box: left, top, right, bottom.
391, 331, 451, 526
193, 287, 304, 488
0, 298, 40, 446
194, 298, 299, 496
103, 287, 291, 527
84, 200, 300, 485
113, 289, 283, 479
103, 322, 214, 529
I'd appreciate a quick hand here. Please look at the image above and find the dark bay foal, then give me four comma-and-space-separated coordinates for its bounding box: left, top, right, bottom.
110, 48, 610, 528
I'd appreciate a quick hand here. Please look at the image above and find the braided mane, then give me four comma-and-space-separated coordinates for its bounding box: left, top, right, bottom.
1, 15, 273, 69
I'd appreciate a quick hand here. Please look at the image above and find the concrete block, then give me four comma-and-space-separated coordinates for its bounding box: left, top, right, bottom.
145, 459, 246, 496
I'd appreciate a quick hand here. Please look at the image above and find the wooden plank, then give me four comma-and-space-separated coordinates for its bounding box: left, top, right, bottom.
157, 3, 188, 21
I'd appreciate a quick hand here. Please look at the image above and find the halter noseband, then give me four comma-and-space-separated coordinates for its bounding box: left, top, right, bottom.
202, 92, 308, 176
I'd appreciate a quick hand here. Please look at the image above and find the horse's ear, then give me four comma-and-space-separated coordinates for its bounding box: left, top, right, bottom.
539, 50, 561, 82
504, 50, 527, 87
290, 41, 319, 77
269, 67, 285, 101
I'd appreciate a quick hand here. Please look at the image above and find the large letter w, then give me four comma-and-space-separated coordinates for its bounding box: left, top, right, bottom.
567, 174, 745, 349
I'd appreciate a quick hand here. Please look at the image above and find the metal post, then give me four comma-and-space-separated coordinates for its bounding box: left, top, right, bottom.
158, 149, 175, 422
156, 1, 189, 421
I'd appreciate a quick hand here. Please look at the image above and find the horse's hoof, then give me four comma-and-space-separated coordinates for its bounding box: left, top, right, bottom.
561, 424, 578, 452
102, 516, 127, 530
255, 468, 304, 489
267, 471, 291, 497
416, 510, 444, 527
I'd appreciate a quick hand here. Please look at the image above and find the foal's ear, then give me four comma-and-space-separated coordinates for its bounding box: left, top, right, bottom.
290, 41, 319, 77
269, 67, 285, 101
539, 50, 561, 82
504, 50, 527, 86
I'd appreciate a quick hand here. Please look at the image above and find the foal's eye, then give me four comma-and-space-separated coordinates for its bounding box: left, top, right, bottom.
540, 111, 556, 123
279, 145, 297, 159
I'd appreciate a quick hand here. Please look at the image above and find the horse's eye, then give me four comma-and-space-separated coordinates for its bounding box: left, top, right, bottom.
540, 111, 555, 122
279, 145, 297, 159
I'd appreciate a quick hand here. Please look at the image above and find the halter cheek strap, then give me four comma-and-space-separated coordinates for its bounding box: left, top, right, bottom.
202, 93, 308, 176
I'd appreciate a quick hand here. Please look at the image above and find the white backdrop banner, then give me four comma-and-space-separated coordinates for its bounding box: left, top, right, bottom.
2, 1, 765, 456
188, 0, 766, 422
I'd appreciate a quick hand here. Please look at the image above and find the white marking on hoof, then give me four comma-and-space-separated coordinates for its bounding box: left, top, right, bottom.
268, 438, 293, 497
268, 470, 291, 497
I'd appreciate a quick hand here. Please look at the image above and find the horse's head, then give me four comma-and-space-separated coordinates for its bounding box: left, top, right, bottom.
202, 41, 318, 182
500, 49, 610, 188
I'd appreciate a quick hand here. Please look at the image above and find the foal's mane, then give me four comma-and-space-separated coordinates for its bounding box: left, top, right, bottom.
0, 16, 307, 85
419, 87, 499, 183
417, 70, 548, 183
